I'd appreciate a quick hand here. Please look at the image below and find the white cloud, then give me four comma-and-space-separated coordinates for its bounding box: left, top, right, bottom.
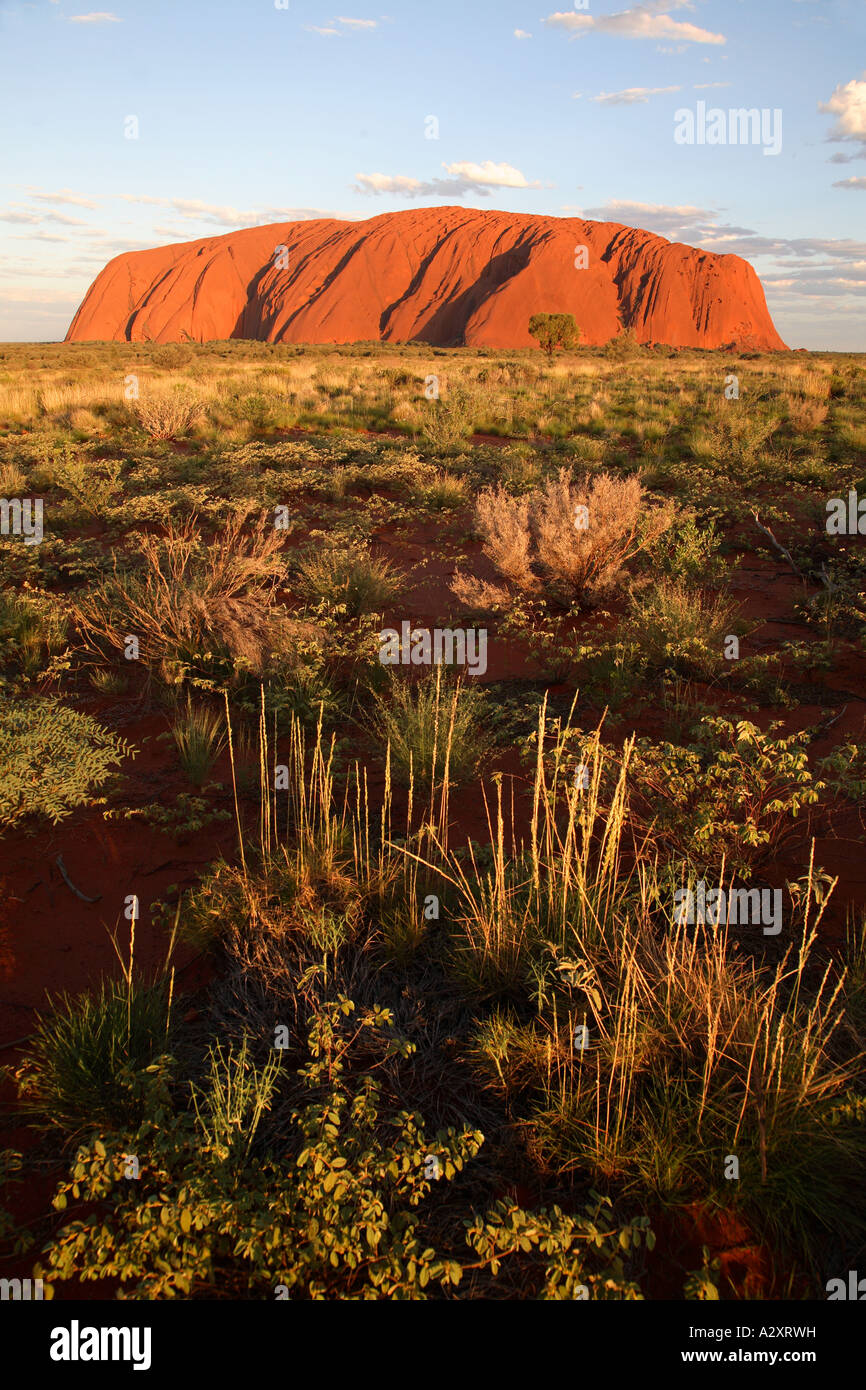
69, 12, 122, 23
514, 29, 532, 39
833, 176, 866, 190
580, 199, 719, 239
306, 17, 377, 35
589, 85, 681, 104
26, 188, 101, 209
9, 232, 72, 243
0, 289, 81, 305
354, 173, 425, 195
354, 160, 540, 198
543, 2, 725, 46
116, 195, 343, 227
447, 160, 538, 188
693, 81, 730, 90
819, 74, 866, 145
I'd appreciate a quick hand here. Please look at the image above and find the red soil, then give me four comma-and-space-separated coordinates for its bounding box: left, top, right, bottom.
2, 507, 862, 1302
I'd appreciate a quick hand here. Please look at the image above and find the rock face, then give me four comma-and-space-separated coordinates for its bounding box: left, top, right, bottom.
66, 206, 786, 350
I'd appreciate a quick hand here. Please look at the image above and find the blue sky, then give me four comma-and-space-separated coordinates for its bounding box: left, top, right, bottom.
1, 0, 864, 347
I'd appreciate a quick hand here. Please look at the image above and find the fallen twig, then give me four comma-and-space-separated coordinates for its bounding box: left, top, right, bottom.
809, 704, 850, 743
751, 511, 803, 577
752, 512, 835, 592
55, 853, 101, 904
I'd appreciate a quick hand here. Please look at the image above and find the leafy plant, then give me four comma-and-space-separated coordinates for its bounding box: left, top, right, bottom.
107, 791, 232, 838
565, 716, 825, 878
683, 1247, 722, 1300
37, 1001, 656, 1299
647, 513, 725, 586
0, 697, 134, 830
49, 445, 123, 519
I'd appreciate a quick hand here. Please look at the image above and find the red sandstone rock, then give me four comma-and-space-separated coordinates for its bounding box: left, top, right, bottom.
66, 206, 786, 351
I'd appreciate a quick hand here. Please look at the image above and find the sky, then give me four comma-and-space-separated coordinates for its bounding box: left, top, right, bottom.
0, 0, 864, 348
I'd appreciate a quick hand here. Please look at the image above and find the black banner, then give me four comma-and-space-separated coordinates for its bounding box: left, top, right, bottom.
3, 1297, 858, 1379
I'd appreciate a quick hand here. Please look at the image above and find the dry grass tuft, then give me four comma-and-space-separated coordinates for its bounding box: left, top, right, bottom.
132, 389, 203, 440
784, 395, 829, 433
72, 511, 300, 680
456, 469, 673, 606
474, 487, 537, 590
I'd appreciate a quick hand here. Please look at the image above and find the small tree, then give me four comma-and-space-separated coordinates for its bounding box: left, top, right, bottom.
528, 313, 581, 361
604, 326, 642, 360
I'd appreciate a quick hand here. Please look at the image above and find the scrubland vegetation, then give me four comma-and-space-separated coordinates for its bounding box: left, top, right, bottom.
0, 339, 865, 1300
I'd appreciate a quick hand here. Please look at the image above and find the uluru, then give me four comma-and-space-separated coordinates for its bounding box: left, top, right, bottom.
65, 205, 786, 351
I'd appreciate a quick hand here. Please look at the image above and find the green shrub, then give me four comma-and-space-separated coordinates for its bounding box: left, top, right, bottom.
372, 670, 489, 789
38, 1001, 655, 1299
294, 542, 401, 618
421, 385, 478, 448
48, 445, 123, 519
165, 697, 227, 786
693, 410, 781, 474
17, 978, 171, 1134
0, 589, 68, 679
623, 578, 738, 680
603, 326, 642, 360
647, 513, 725, 586
0, 697, 135, 830
150, 345, 193, 370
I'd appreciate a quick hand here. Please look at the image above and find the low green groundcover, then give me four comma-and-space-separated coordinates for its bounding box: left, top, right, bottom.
0, 696, 134, 830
